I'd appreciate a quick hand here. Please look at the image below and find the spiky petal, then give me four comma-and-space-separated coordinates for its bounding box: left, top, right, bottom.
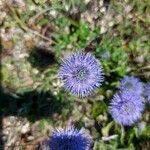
58, 52, 103, 97
109, 91, 144, 126
119, 76, 144, 95
145, 82, 150, 102
47, 127, 92, 150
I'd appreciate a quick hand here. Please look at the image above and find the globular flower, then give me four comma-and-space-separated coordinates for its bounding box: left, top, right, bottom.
119, 76, 144, 95
47, 127, 92, 150
109, 91, 144, 126
58, 52, 103, 97
145, 82, 150, 102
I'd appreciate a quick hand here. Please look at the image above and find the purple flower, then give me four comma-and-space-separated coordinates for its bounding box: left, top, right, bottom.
119, 76, 144, 95
145, 82, 150, 102
109, 91, 144, 126
47, 127, 92, 150
58, 52, 103, 97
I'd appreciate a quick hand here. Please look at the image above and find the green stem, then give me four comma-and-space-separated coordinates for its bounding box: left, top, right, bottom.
121, 125, 125, 145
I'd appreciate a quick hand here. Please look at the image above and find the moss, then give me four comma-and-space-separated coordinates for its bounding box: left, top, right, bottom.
91, 102, 107, 118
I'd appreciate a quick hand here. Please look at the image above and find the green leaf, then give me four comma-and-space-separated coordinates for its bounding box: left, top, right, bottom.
141, 125, 150, 137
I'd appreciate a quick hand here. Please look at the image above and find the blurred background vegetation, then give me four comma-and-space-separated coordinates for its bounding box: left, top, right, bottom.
0, 0, 150, 149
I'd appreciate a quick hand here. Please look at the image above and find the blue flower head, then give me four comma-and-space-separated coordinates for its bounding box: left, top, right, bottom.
119, 76, 144, 95
47, 127, 92, 150
109, 91, 144, 126
145, 82, 150, 102
58, 52, 103, 97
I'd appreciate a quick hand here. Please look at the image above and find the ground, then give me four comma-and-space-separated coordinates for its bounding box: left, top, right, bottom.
0, 0, 150, 149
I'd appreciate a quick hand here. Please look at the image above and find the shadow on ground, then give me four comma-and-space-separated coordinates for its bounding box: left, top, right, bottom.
0, 88, 71, 122
0, 116, 4, 150
0, 36, 4, 150
0, 87, 72, 149
27, 46, 56, 71
0, 43, 65, 149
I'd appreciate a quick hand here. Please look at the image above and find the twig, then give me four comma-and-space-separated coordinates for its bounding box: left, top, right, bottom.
0, 143, 38, 149
6, 4, 64, 44
139, 65, 150, 70
130, 65, 150, 71
28, 28, 54, 44
29, 6, 64, 23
